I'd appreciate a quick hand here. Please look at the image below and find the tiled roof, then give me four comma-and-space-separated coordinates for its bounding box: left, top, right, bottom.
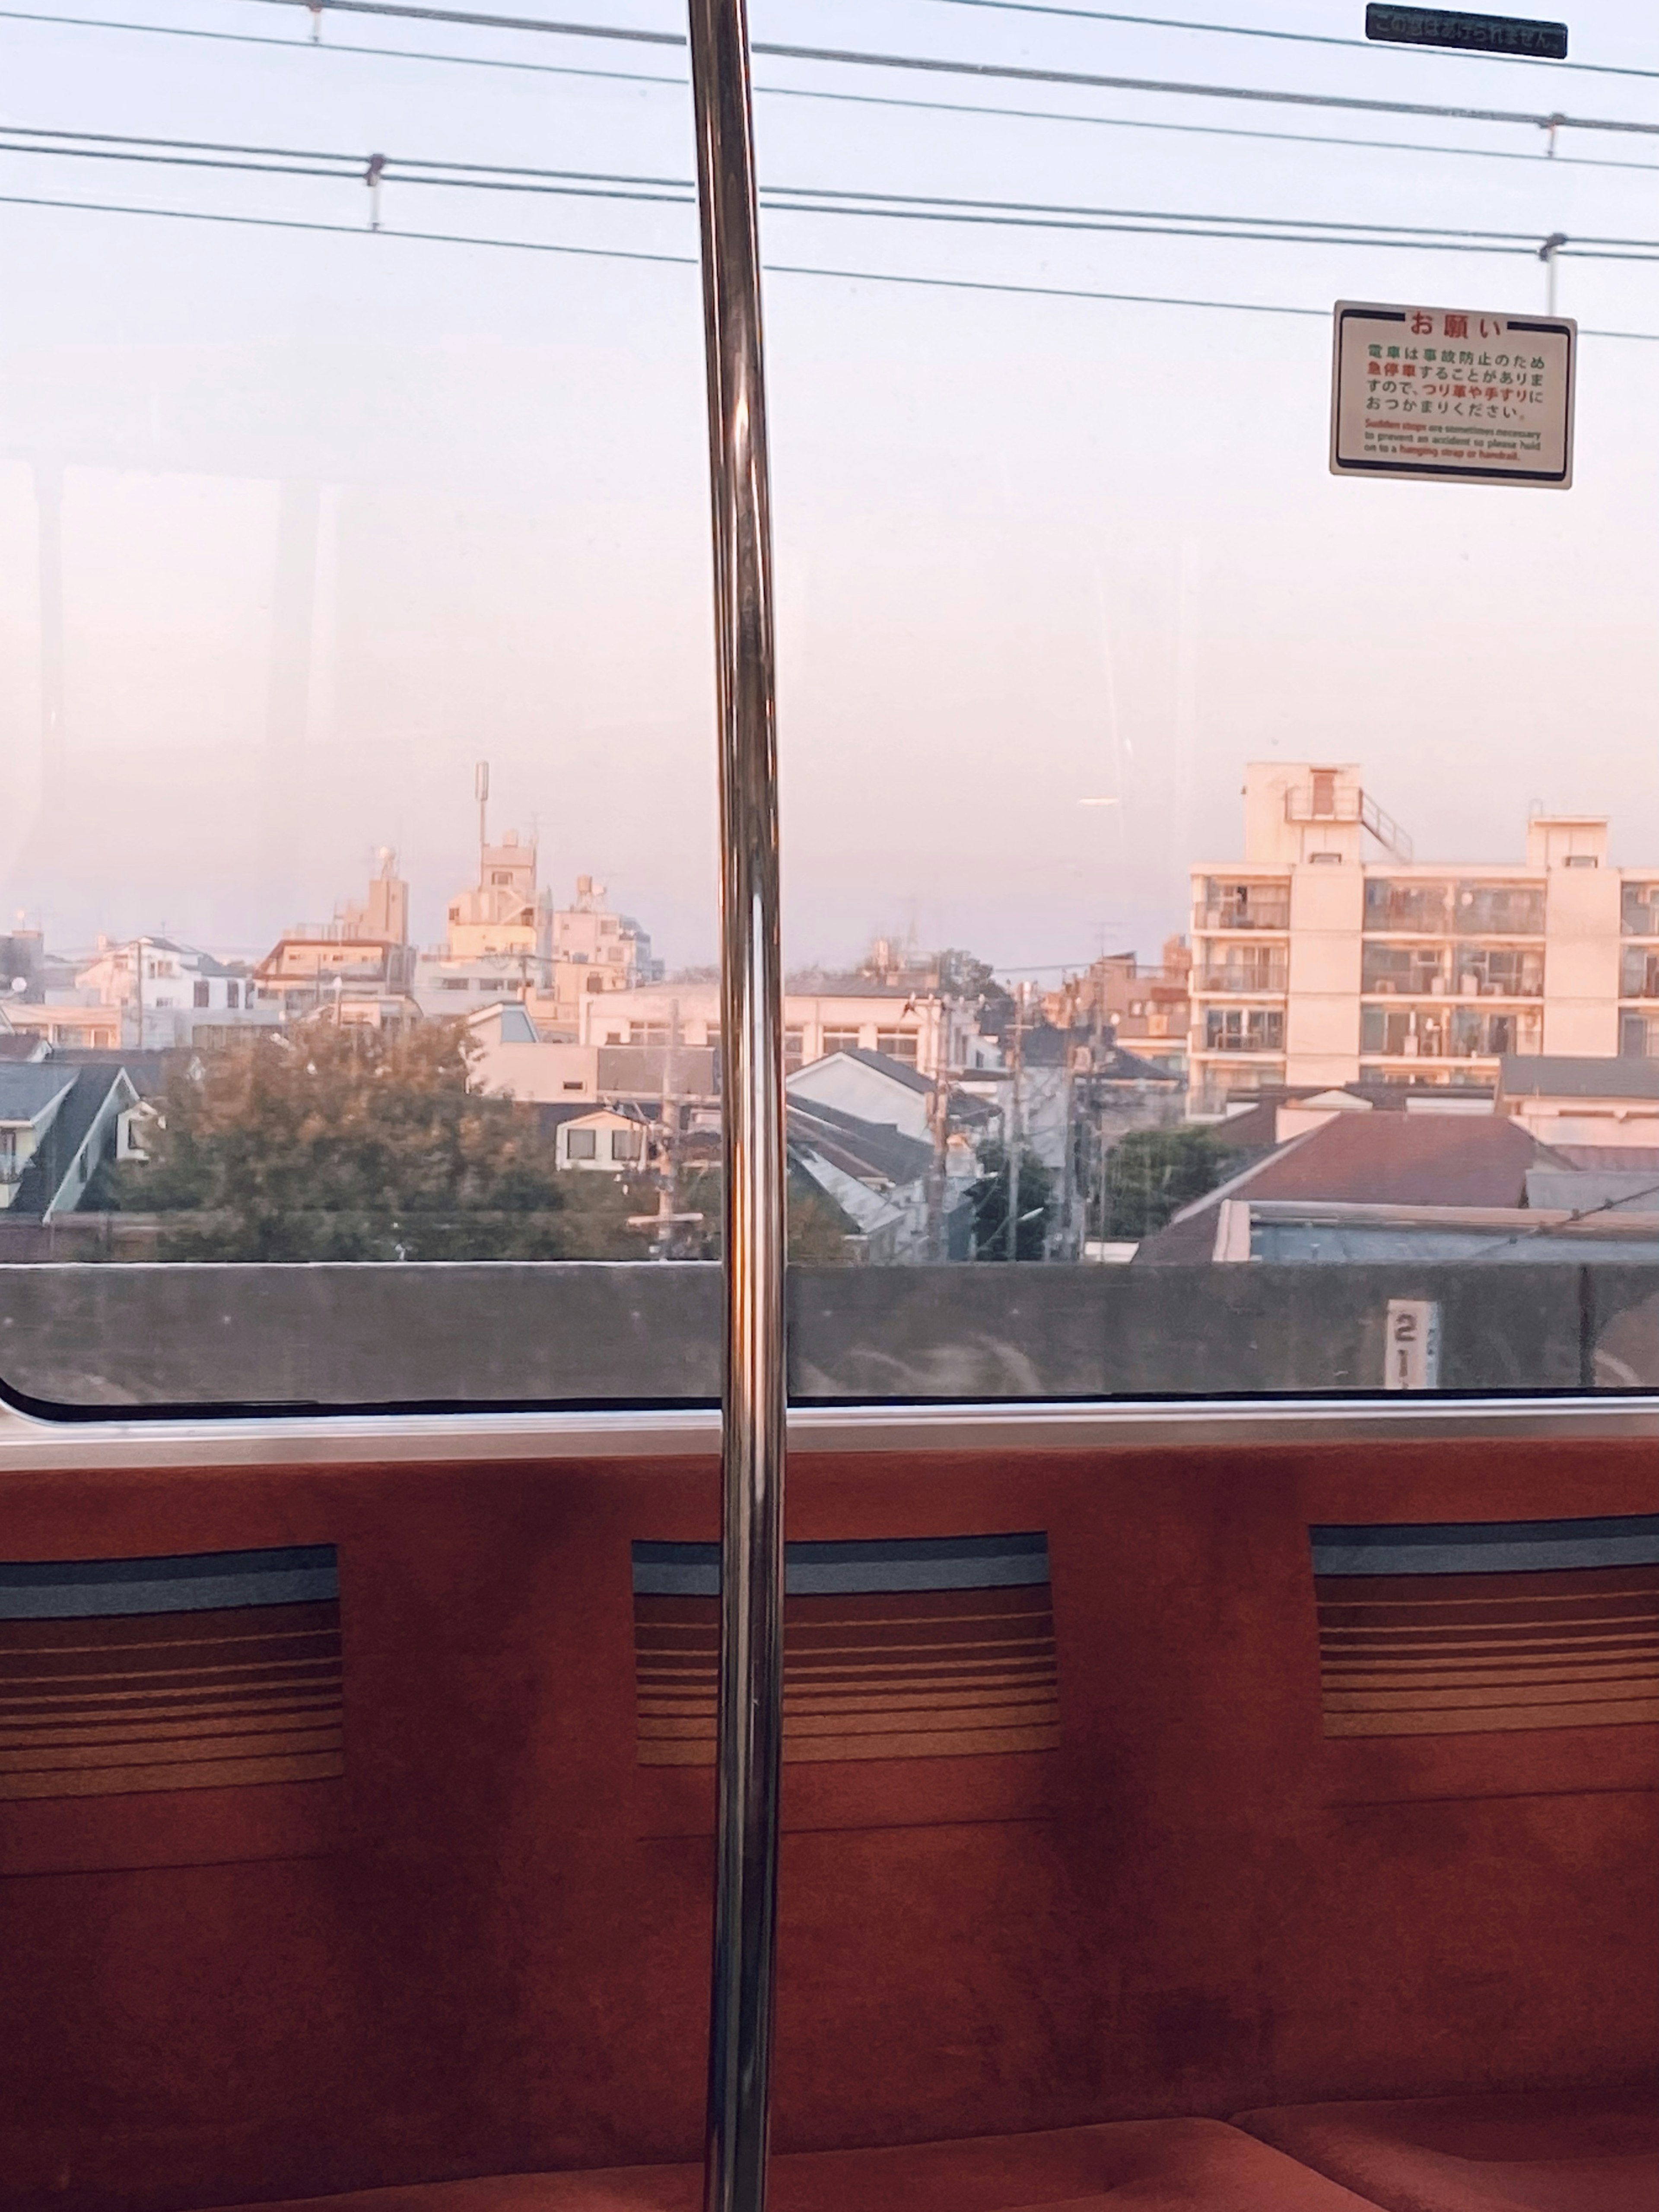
1135, 1111, 1552, 1265
787, 1098, 932, 1189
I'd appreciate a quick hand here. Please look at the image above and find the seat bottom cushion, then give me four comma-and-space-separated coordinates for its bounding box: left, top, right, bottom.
216, 2119, 1377, 2211
1236, 2089, 1659, 2212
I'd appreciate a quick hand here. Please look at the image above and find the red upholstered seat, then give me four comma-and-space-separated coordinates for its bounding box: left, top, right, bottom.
1236, 2090, 1659, 2212
216, 2120, 1377, 2212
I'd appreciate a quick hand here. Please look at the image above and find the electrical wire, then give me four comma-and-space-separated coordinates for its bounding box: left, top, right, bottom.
6, 127, 1654, 256
18, 10, 1659, 181
909, 0, 1659, 88
220, 0, 1659, 139
4, 183, 1658, 337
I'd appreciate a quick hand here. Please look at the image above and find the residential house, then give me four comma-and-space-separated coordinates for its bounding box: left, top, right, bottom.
0, 1061, 140, 1220
556, 1107, 650, 1173
1134, 1107, 1562, 1264
71, 937, 269, 1051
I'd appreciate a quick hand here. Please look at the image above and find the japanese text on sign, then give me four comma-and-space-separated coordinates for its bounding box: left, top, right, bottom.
1364, 6, 1568, 61
1330, 302, 1575, 488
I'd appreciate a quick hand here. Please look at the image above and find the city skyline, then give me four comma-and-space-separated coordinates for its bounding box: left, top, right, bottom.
5, 3, 1659, 973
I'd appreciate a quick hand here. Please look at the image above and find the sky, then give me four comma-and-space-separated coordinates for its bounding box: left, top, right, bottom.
3, 0, 1659, 974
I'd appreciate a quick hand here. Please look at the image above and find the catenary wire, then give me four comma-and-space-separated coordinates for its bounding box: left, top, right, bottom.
16, 11, 1659, 179
5, 125, 1637, 252
6, 131, 1654, 254
4, 184, 1658, 336
908, 0, 1659, 87
221, 0, 1659, 139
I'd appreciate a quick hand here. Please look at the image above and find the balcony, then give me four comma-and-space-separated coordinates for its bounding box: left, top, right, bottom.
1196, 899, 1291, 933
1197, 966, 1288, 995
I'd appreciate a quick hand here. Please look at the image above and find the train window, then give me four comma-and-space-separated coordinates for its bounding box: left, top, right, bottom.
4, 2, 1659, 1415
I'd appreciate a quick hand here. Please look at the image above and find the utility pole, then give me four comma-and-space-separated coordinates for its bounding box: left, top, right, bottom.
926, 1060, 948, 1263
1005, 983, 1025, 1263
475, 760, 489, 875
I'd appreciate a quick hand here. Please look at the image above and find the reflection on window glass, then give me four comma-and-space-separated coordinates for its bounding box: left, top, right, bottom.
6, 0, 1659, 1410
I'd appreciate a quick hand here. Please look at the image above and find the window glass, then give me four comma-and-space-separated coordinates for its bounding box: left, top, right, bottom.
7, 2, 1659, 1412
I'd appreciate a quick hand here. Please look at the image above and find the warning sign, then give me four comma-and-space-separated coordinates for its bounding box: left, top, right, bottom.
1330, 301, 1575, 488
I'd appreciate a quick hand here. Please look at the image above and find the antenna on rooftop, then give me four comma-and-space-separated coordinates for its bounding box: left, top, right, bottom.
475, 761, 489, 870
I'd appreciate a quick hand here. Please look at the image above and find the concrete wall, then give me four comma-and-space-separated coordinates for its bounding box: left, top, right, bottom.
1, 1259, 1648, 1412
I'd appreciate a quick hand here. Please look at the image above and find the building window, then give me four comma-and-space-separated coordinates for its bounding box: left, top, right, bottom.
491, 871, 513, 885
876, 1029, 919, 1064
784, 1028, 805, 1072
1308, 850, 1342, 865
193, 981, 211, 1008
610, 1127, 642, 1162
1622, 1014, 1659, 1059
1564, 854, 1599, 868
586, 975, 606, 993
566, 1128, 597, 1160
226, 982, 239, 1009
562, 1080, 585, 1093
824, 1029, 861, 1055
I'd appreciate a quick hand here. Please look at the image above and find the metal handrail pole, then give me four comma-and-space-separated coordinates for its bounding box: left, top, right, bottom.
686, 0, 787, 2207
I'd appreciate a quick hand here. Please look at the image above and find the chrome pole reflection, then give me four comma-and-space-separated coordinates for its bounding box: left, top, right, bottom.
686, 0, 786, 2206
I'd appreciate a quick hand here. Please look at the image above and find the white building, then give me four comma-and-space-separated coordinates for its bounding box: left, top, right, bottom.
72, 938, 270, 1052
1189, 762, 1652, 1113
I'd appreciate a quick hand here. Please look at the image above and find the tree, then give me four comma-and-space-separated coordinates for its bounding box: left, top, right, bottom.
966, 1141, 1054, 1261
937, 948, 1014, 1035
118, 1025, 609, 1261
1098, 1125, 1231, 1241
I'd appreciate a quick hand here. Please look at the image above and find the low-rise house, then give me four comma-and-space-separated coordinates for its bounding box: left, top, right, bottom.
556, 1108, 650, 1173
0, 1061, 141, 1220
1135, 1107, 1559, 1264
74, 937, 271, 1050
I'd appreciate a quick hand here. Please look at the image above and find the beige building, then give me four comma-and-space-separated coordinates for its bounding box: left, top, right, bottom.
447, 829, 543, 960
575, 977, 982, 1080
1189, 762, 1647, 1112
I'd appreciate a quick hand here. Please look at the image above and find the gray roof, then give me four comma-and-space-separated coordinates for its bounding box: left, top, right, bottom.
5, 1063, 127, 1218
787, 1098, 932, 1189
1499, 1055, 1659, 1100
817, 1047, 934, 1095
0, 1067, 75, 1125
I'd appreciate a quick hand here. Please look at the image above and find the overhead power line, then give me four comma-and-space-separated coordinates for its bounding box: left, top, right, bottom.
912, 0, 1659, 87
7, 126, 1657, 257
16, 10, 1659, 178
226, 0, 1659, 139
5, 183, 1659, 337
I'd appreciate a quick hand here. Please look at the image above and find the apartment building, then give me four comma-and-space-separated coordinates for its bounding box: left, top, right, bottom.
1189, 762, 1646, 1112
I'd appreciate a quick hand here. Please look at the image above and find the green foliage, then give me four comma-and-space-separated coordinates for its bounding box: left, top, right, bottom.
675, 1166, 856, 1265
118, 1025, 604, 1261
937, 947, 1014, 1033
966, 1141, 1054, 1261
1099, 1125, 1231, 1241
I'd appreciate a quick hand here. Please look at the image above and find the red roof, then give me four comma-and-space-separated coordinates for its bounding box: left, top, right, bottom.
1136, 1112, 1551, 1263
